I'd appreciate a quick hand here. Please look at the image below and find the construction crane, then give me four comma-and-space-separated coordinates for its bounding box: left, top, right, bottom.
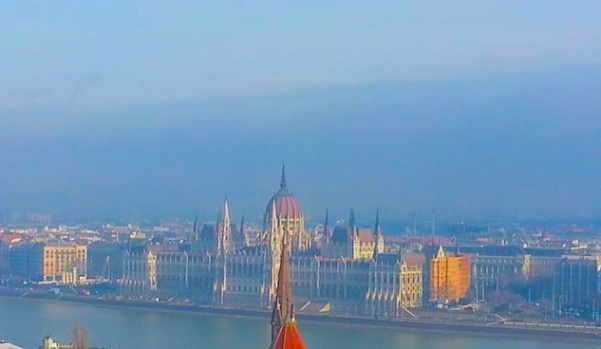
95, 256, 111, 282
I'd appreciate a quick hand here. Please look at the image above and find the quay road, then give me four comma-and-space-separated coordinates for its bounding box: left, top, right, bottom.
0, 287, 599, 341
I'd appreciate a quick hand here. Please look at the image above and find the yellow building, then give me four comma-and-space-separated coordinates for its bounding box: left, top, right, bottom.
365, 253, 423, 316
426, 246, 470, 304
400, 256, 424, 308
42, 243, 87, 284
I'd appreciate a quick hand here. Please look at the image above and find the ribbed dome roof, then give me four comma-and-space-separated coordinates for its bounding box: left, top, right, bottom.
264, 166, 303, 220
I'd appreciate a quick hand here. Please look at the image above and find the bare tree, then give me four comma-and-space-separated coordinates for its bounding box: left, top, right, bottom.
72, 324, 89, 349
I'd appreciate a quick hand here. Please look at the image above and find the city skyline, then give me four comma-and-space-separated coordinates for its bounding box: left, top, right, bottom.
1, 2, 600, 221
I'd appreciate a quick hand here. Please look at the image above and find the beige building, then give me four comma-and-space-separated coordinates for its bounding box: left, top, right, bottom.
366, 253, 423, 316
42, 243, 87, 284
7, 242, 86, 284
526, 255, 562, 280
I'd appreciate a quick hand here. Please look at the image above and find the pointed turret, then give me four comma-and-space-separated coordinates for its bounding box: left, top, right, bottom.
271, 228, 293, 347
436, 245, 446, 258
224, 198, 230, 226
323, 210, 330, 245
348, 208, 358, 240
373, 210, 381, 262
239, 214, 245, 247
193, 213, 199, 241
222, 197, 231, 253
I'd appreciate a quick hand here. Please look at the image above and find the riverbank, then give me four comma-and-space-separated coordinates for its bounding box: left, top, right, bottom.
1, 288, 599, 342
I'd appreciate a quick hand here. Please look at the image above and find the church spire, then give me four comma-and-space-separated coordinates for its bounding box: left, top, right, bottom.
271, 228, 293, 347
280, 163, 287, 190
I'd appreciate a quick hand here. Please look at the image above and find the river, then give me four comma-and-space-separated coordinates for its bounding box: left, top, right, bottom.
0, 298, 598, 349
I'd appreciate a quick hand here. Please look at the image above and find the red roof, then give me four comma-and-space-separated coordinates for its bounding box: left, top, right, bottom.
0, 234, 22, 244
272, 321, 308, 349
357, 229, 375, 243
402, 254, 426, 267
266, 191, 303, 220
264, 168, 303, 220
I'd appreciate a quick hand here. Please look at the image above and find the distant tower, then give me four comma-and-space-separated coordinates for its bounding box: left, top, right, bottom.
348, 208, 359, 258
373, 210, 381, 262
238, 214, 246, 248
212, 198, 232, 305
323, 210, 330, 245
188, 213, 198, 244
216, 198, 232, 255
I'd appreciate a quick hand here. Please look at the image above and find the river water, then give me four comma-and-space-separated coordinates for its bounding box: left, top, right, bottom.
0, 298, 598, 349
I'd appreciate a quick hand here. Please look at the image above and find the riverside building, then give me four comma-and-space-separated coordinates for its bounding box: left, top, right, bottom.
120, 168, 424, 317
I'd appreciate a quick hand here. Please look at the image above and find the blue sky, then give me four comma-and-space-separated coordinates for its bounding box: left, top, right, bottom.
1, 2, 600, 223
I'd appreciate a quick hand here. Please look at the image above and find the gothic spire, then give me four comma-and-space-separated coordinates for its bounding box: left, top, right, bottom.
191, 213, 198, 242
373, 210, 381, 262
222, 197, 231, 254
349, 208, 358, 240
223, 197, 230, 223
324, 209, 330, 245
280, 163, 287, 190
240, 214, 245, 246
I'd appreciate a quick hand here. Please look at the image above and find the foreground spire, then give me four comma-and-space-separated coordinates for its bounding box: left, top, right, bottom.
271, 228, 292, 346
270, 228, 307, 349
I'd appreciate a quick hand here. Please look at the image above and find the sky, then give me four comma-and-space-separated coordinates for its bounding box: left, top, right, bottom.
0, 1, 600, 224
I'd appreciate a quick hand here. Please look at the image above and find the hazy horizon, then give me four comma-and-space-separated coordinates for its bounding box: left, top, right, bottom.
1, 2, 600, 222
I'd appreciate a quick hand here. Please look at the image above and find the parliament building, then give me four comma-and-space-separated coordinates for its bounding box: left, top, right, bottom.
120, 167, 467, 316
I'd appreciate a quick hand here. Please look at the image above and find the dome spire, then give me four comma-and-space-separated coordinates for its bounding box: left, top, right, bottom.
280, 163, 287, 190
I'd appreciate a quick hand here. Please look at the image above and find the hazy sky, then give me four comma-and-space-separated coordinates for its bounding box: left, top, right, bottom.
1, 2, 600, 223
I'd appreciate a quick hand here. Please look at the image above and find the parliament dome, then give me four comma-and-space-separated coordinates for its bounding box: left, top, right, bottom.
264, 166, 303, 221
